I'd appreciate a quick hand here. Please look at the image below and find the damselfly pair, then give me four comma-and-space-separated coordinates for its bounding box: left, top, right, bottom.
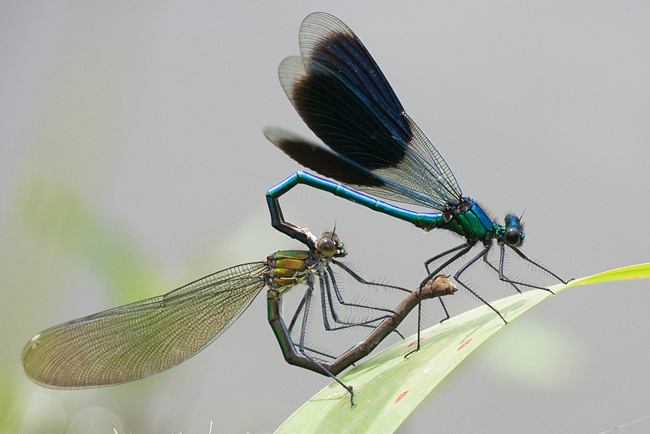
22, 12, 567, 405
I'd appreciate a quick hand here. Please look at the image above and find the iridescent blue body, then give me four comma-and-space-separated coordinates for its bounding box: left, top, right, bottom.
267, 171, 501, 241
264, 13, 568, 325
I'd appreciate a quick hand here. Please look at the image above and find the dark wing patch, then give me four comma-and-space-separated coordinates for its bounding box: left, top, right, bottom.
264, 127, 385, 187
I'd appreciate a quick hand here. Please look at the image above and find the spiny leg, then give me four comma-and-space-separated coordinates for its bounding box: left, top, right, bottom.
483, 254, 522, 294
298, 278, 355, 405
405, 243, 473, 358
331, 259, 411, 294
508, 245, 571, 285
319, 270, 391, 332
285, 269, 398, 362
288, 282, 341, 362
324, 266, 397, 316
302, 347, 340, 363
297, 279, 314, 357
453, 246, 507, 324
323, 262, 408, 338
496, 245, 555, 293
297, 345, 356, 406
326, 262, 405, 314
424, 243, 470, 323
327, 266, 404, 339
424, 243, 471, 273
287, 288, 310, 334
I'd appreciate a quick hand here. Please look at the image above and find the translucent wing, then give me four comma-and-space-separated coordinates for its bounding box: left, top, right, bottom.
22, 262, 267, 388
272, 12, 462, 209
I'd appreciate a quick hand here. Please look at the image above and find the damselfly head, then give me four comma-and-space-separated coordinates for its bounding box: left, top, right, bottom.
503, 214, 525, 246
317, 231, 346, 257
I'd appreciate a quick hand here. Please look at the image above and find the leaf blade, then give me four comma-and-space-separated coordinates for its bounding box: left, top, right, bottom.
275, 263, 650, 434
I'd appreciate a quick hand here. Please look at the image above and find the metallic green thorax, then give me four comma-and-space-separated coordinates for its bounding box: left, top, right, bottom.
435, 197, 499, 242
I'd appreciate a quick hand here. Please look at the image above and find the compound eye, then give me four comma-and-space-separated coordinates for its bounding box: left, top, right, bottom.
317, 237, 337, 257
504, 228, 521, 246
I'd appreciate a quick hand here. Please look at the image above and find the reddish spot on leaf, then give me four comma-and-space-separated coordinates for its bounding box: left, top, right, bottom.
457, 338, 473, 352
394, 389, 410, 404
629, 275, 644, 279
406, 337, 424, 348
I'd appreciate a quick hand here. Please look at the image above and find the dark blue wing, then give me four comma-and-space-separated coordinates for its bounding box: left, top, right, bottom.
264, 126, 386, 187
269, 12, 462, 210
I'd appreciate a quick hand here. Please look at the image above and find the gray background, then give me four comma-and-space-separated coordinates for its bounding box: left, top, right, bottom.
2, 1, 649, 433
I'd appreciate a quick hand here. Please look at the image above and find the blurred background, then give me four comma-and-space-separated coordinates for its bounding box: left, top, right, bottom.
2, 1, 649, 433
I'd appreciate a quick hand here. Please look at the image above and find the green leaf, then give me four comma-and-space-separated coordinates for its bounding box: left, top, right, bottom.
275, 263, 650, 434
